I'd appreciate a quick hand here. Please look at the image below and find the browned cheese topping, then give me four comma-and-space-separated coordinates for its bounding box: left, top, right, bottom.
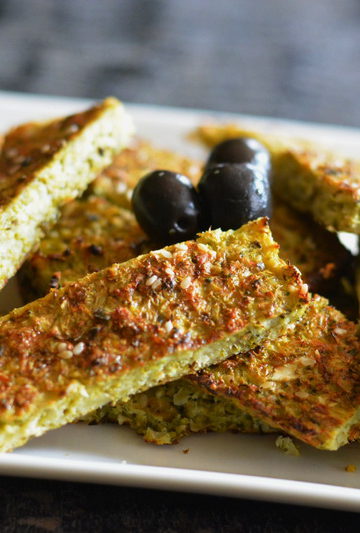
190, 296, 360, 450
0, 102, 111, 206
21, 196, 151, 294
0, 218, 308, 421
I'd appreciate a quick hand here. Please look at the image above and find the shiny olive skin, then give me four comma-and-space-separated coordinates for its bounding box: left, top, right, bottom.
132, 170, 203, 244
206, 137, 271, 174
198, 163, 271, 231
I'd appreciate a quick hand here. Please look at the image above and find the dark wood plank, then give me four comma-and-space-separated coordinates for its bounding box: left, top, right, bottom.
0, 476, 359, 532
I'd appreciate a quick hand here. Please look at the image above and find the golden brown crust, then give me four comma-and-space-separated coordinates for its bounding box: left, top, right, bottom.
0, 219, 309, 427
0, 100, 119, 205
0, 98, 133, 290
19, 196, 151, 295
190, 296, 360, 450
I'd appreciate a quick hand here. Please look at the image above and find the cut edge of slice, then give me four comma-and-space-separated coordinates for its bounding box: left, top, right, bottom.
0, 97, 134, 289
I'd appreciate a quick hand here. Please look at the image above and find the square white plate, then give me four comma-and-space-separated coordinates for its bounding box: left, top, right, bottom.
0, 91, 359, 512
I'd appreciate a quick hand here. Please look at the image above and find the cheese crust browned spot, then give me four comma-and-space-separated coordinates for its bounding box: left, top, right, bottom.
85, 297, 360, 449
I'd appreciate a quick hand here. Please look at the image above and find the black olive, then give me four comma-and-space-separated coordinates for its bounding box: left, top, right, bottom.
198, 163, 271, 231
207, 137, 271, 174
132, 170, 203, 244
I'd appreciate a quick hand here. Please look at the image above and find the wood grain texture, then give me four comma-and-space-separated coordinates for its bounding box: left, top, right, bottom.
0, 0, 359, 530
0, 476, 359, 533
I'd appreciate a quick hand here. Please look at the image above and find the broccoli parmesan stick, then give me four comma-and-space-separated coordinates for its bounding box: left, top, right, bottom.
0, 219, 308, 452
189, 296, 360, 450
0, 97, 133, 289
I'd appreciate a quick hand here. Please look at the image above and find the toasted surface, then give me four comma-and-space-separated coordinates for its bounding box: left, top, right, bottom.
0, 98, 134, 290
21, 139, 350, 298
87, 295, 359, 448
19, 195, 151, 296
189, 296, 360, 450
195, 123, 360, 233
0, 219, 309, 452
87, 378, 275, 445
91, 138, 202, 209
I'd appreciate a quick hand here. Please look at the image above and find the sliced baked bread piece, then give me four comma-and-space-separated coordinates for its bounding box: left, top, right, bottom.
0, 97, 134, 289
188, 295, 360, 450
0, 218, 309, 452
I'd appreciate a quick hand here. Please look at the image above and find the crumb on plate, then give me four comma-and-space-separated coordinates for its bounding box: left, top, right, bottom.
275, 435, 301, 456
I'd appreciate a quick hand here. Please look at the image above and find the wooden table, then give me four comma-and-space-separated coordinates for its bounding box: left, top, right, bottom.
0, 0, 359, 530
0, 476, 359, 532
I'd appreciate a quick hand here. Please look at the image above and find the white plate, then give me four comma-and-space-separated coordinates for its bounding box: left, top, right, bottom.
0, 91, 359, 512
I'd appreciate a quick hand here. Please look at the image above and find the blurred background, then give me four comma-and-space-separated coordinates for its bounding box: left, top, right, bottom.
0, 0, 359, 126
